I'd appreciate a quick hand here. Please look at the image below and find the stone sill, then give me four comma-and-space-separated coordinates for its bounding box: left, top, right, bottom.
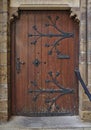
0, 116, 91, 129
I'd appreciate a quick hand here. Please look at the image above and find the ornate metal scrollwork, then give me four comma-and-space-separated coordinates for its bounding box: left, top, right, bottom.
28, 71, 74, 112
28, 16, 74, 59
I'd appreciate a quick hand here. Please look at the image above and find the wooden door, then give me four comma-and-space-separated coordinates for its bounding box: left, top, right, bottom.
11, 10, 79, 116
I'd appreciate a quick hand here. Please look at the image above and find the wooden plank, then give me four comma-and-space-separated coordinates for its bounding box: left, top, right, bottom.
28, 11, 36, 113
15, 12, 28, 114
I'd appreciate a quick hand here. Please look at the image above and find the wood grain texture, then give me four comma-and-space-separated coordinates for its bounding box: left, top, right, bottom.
11, 10, 79, 116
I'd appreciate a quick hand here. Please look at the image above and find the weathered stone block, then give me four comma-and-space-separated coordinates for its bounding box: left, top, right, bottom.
79, 86, 84, 110
0, 35, 7, 42
3, 0, 8, 11
0, 23, 2, 33
0, 15, 3, 23
80, 12, 86, 22
2, 22, 7, 33
88, 30, 91, 41
81, 0, 86, 8
0, 86, 7, 100
0, 100, 8, 111
0, 3, 3, 12
88, 64, 91, 84
79, 52, 86, 63
0, 74, 7, 84
2, 12, 8, 20
0, 111, 8, 122
87, 53, 91, 64
0, 65, 7, 75
79, 64, 87, 82
80, 42, 87, 52
0, 84, 7, 88
82, 91, 90, 101
0, 42, 7, 52
0, 52, 7, 64
82, 100, 91, 111
80, 23, 86, 42
80, 111, 91, 121
87, 41, 91, 53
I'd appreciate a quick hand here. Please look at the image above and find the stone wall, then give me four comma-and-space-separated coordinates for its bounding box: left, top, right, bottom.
0, 0, 91, 122
79, 0, 91, 121
0, 0, 9, 121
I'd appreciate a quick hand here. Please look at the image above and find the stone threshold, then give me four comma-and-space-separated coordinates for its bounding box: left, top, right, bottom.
0, 116, 91, 130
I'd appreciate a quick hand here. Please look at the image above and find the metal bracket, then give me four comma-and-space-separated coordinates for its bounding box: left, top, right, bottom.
16, 57, 25, 73
75, 69, 91, 101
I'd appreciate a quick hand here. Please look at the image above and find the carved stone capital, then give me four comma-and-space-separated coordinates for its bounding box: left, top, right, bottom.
9, 7, 19, 21
70, 7, 80, 22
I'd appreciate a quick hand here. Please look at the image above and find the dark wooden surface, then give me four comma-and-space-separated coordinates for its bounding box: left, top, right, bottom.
11, 11, 79, 116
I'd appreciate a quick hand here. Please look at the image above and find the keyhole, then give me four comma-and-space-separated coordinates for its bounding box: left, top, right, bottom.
44, 61, 46, 64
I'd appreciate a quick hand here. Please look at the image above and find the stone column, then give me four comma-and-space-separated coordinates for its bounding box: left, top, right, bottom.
0, 0, 9, 121
88, 2, 91, 86
80, 0, 91, 121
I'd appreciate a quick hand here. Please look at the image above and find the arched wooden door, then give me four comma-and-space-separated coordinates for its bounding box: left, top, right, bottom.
11, 10, 79, 116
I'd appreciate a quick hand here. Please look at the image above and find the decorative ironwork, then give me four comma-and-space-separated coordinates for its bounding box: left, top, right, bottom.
57, 54, 70, 59
28, 16, 74, 58
28, 71, 74, 112
75, 69, 91, 101
31, 80, 38, 87
33, 58, 41, 67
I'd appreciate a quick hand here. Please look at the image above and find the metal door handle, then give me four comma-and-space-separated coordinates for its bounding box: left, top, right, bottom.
75, 68, 91, 101
16, 57, 25, 73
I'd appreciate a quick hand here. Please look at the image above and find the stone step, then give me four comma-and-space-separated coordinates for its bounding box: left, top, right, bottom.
0, 116, 91, 130
0, 127, 91, 130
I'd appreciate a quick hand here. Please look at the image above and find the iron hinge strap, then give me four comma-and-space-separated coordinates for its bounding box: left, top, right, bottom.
28, 88, 74, 94
74, 69, 91, 101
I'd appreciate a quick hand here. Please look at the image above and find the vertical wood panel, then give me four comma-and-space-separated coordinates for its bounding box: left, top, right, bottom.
15, 12, 28, 114
28, 11, 35, 113
35, 11, 42, 112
